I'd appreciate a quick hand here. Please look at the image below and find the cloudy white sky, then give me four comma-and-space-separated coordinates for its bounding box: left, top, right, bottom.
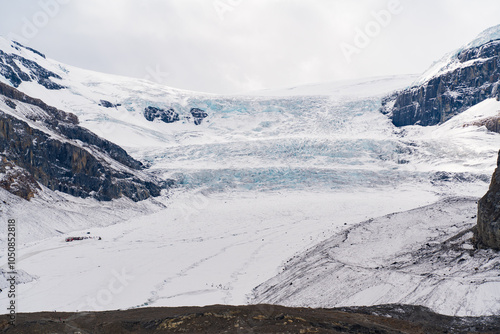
1, 0, 500, 94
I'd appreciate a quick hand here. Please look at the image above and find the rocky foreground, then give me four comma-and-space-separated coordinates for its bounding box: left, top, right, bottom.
381, 29, 500, 128
2, 304, 500, 333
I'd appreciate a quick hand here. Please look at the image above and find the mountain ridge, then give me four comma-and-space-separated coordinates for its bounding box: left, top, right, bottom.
381, 25, 500, 127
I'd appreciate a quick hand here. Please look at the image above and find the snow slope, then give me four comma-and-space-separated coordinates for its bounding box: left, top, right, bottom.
242, 75, 418, 97
253, 198, 500, 317
7, 187, 439, 312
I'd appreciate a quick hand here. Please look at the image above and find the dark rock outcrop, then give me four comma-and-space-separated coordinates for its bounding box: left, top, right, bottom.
144, 106, 179, 123
99, 100, 120, 108
4, 99, 16, 110
190, 107, 208, 125
0, 83, 168, 201
475, 150, 500, 250
382, 40, 500, 127
0, 49, 64, 90
0, 156, 40, 200
12, 41, 46, 59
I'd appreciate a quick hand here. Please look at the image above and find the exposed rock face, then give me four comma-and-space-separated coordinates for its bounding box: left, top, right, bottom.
144, 106, 179, 123
0, 82, 168, 201
382, 40, 500, 126
0, 48, 64, 90
190, 107, 208, 125
0, 156, 40, 200
475, 150, 500, 250
143, 106, 208, 125
56, 122, 143, 170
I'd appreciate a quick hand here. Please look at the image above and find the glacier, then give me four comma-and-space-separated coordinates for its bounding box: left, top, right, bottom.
0, 35, 499, 316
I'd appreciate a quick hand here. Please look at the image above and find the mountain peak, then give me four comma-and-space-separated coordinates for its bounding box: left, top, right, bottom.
416, 24, 500, 85
464, 24, 500, 50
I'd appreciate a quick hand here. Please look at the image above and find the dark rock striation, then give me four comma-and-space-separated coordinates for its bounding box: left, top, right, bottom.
0, 82, 77, 124
0, 83, 168, 201
144, 106, 179, 123
0, 48, 64, 90
475, 150, 500, 250
382, 40, 500, 127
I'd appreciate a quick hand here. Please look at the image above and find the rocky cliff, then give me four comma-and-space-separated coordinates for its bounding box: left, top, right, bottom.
0, 45, 64, 90
381, 39, 500, 127
144, 106, 179, 123
475, 150, 500, 250
0, 82, 168, 201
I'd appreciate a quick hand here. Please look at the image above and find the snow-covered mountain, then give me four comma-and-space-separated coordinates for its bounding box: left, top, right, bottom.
382, 24, 500, 127
0, 81, 167, 202
417, 24, 500, 85
0, 36, 495, 194
0, 26, 499, 318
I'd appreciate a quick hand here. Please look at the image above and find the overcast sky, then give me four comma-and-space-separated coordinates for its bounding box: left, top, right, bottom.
1, 0, 499, 94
